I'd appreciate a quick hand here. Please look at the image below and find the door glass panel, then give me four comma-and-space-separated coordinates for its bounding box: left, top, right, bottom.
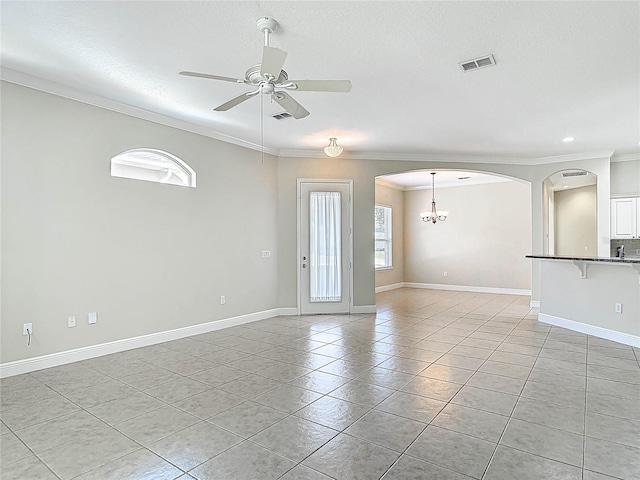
310, 191, 342, 302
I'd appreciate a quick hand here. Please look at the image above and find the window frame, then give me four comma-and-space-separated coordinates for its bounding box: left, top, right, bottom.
110, 148, 196, 188
375, 204, 393, 270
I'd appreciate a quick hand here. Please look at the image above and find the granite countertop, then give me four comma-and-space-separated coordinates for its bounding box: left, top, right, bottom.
526, 254, 640, 264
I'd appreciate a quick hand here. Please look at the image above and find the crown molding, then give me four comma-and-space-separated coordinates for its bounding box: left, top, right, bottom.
348, 151, 533, 164
0, 68, 280, 156
277, 148, 533, 165
530, 151, 614, 164
2, 69, 631, 166
374, 177, 405, 191
278, 148, 620, 166
611, 152, 640, 163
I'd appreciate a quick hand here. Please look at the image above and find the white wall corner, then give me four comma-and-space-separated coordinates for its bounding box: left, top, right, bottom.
538, 313, 640, 348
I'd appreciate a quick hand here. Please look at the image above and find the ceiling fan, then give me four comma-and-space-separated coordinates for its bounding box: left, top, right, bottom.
179, 17, 352, 119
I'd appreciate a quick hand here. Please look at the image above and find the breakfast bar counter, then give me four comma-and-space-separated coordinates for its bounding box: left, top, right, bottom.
527, 255, 640, 347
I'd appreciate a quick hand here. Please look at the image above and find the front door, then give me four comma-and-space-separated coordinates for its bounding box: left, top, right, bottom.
299, 181, 351, 314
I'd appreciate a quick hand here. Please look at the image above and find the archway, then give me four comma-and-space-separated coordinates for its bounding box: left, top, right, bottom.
375, 169, 532, 295
543, 169, 597, 256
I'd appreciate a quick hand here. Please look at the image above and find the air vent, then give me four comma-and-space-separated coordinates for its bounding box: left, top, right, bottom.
271, 112, 292, 120
562, 171, 588, 178
459, 54, 496, 72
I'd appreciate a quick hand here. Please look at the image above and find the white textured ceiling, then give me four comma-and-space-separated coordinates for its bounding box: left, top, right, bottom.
378, 170, 511, 190
2, 1, 639, 160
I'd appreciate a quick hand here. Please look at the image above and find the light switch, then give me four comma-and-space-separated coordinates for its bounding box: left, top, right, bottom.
88, 312, 98, 324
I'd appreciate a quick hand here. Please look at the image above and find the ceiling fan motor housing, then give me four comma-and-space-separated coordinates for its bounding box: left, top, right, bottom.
244, 64, 288, 86
179, 16, 350, 119
256, 17, 279, 33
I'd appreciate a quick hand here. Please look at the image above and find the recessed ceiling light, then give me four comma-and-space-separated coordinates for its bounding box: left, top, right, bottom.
458, 176, 471, 180
563, 185, 570, 189
563, 137, 575, 143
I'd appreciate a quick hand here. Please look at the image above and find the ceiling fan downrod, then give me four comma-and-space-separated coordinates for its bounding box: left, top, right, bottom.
256, 17, 279, 47
179, 15, 350, 120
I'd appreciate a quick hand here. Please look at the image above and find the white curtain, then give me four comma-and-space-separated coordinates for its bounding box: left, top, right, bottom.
310, 191, 342, 302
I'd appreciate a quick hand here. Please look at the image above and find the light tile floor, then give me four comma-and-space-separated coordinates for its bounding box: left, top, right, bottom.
1, 288, 639, 479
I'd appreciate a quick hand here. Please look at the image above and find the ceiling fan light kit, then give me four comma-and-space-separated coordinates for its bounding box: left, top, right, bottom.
179, 17, 352, 120
324, 138, 343, 157
420, 172, 449, 224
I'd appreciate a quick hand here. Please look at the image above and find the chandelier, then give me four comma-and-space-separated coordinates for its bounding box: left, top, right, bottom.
420, 172, 449, 223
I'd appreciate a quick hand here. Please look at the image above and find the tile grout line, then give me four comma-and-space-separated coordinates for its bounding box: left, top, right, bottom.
4, 291, 637, 479
475, 307, 551, 479
376, 293, 531, 479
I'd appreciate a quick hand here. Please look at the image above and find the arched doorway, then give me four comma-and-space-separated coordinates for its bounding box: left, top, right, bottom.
374, 169, 532, 295
543, 169, 597, 256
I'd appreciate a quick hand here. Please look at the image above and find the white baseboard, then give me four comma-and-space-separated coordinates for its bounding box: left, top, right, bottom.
351, 305, 377, 314
375, 283, 404, 293
403, 282, 531, 296
277, 307, 299, 316
0, 308, 280, 379
530, 300, 540, 308
538, 313, 640, 348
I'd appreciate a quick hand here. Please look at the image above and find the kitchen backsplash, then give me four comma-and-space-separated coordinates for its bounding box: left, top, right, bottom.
611, 238, 640, 257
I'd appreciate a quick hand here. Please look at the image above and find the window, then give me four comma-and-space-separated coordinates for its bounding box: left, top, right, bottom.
111, 148, 196, 188
310, 191, 342, 302
375, 205, 392, 269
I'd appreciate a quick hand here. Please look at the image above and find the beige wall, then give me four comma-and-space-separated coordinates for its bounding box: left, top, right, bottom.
277, 157, 377, 309
611, 160, 640, 196
2, 81, 621, 365
277, 157, 611, 309
554, 185, 597, 256
374, 183, 404, 289
404, 181, 531, 290
1, 82, 279, 363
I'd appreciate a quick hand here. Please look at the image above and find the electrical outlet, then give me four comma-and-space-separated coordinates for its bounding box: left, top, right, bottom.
23, 323, 32, 336
615, 303, 623, 314
443, 271, 448, 277
261, 250, 271, 258
68, 316, 76, 328
88, 312, 97, 324
220, 295, 226, 305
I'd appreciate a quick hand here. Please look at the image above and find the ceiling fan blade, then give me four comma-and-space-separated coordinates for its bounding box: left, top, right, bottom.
285, 80, 352, 92
260, 46, 287, 78
214, 91, 259, 111
273, 92, 310, 119
179, 71, 244, 83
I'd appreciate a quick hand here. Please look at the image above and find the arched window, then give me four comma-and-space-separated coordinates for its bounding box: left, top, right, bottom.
111, 148, 196, 188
